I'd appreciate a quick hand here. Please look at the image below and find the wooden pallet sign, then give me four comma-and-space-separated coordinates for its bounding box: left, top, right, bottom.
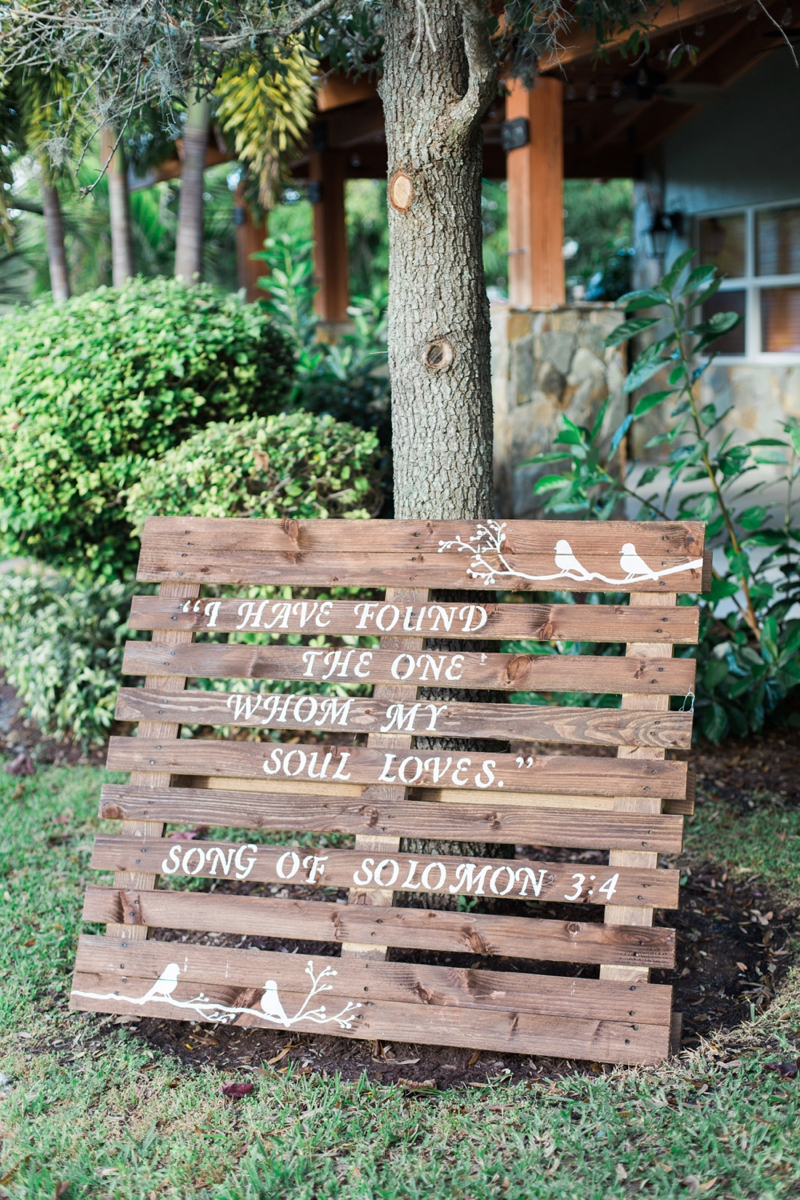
70, 517, 707, 1065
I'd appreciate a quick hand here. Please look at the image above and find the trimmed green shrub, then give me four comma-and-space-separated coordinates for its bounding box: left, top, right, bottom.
0, 277, 295, 579
0, 568, 136, 747
125, 410, 383, 527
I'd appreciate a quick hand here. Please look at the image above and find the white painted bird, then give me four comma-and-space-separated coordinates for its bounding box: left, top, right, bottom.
143, 963, 180, 1003
260, 980, 290, 1026
554, 539, 592, 579
619, 543, 659, 581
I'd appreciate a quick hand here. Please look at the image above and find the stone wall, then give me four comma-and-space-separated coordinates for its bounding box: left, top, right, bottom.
491, 303, 627, 518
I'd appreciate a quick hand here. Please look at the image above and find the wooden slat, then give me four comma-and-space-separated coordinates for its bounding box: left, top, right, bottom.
138, 548, 705, 593
107, 581, 200, 940
128, 594, 701, 644
74, 934, 674, 1023
343, 585, 427, 960
82, 887, 676, 967
116, 687, 694, 750
139, 516, 705, 559
601, 593, 679, 986
91, 836, 681, 908
99, 783, 686, 850
121, 641, 697, 694
174, 775, 693, 816
106, 738, 690, 799
70, 969, 669, 1064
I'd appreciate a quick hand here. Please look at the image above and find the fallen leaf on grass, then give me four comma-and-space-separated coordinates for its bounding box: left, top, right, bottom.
766, 1061, 798, 1079
468, 1050, 481, 1066
399, 1078, 437, 1092
53, 1182, 69, 1198
5, 752, 34, 777
168, 826, 209, 841
221, 1081, 254, 1099
616, 1165, 628, 1182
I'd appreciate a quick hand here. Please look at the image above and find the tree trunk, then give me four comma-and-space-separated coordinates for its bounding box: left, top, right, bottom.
102, 127, 134, 286
174, 90, 211, 284
381, 0, 496, 521
382, 0, 502, 890
41, 178, 70, 302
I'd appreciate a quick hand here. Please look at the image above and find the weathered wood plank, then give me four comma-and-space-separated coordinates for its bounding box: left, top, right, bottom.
91, 836, 681, 908
116, 688, 694, 750
82, 887, 676, 967
175, 775, 693, 816
137, 548, 705, 593
139, 516, 705, 560
602, 593, 680, 985
106, 738, 690, 800
74, 934, 673, 1023
121, 641, 696, 695
70, 968, 670, 1064
343, 584, 428, 960
99, 783, 686, 851
128, 594, 700, 644
107, 580, 200, 941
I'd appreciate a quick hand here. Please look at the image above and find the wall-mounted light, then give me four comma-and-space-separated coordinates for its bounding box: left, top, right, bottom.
647, 210, 684, 259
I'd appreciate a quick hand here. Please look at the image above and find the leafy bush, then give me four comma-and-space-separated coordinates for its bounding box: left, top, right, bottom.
256, 234, 391, 448
526, 248, 800, 741
0, 276, 295, 578
125, 410, 383, 527
0, 568, 135, 747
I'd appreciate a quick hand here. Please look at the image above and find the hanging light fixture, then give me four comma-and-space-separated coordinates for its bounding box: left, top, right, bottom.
781, 5, 793, 23
586, 81, 598, 101
611, 78, 623, 97
647, 211, 673, 259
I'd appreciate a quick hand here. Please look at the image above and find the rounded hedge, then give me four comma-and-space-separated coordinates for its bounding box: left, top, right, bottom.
0, 277, 295, 577
125, 410, 383, 527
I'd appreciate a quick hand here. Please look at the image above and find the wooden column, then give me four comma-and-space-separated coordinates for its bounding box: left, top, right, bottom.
309, 149, 350, 327
506, 77, 565, 309
234, 186, 268, 303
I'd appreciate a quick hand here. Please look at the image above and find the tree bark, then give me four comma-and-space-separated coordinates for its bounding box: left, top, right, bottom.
41, 177, 70, 302
175, 90, 211, 284
102, 127, 134, 286
382, 0, 502, 892
381, 0, 497, 521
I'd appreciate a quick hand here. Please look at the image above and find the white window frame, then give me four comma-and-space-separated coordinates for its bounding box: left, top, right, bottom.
694, 199, 800, 365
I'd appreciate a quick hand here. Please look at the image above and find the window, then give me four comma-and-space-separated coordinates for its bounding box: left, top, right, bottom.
696, 202, 800, 360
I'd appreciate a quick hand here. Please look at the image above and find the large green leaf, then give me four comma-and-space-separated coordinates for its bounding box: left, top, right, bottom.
602, 316, 663, 348
632, 389, 674, 419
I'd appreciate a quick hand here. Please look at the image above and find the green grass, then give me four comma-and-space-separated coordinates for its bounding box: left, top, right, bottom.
1, 767, 800, 1198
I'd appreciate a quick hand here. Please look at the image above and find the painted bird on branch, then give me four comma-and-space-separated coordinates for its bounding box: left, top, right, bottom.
619, 543, 659, 581
554, 540, 592, 579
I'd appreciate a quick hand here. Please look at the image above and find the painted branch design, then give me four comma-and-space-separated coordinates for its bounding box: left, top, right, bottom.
438, 521, 704, 587
72, 959, 361, 1029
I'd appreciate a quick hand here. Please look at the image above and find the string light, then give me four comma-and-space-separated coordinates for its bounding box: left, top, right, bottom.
781, 5, 793, 23
694, 23, 705, 35
586, 81, 597, 101
565, 82, 577, 100
747, 3, 759, 18
611, 78, 623, 97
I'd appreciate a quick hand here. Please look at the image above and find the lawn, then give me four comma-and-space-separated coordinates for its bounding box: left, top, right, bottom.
1, 765, 799, 1199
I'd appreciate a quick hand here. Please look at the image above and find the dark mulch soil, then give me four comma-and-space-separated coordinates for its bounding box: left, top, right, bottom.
114, 854, 794, 1089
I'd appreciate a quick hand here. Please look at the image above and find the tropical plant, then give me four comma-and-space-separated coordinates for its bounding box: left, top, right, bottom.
215, 42, 316, 208
525, 249, 800, 741
256, 233, 391, 447
125, 410, 384, 527
0, 276, 295, 578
